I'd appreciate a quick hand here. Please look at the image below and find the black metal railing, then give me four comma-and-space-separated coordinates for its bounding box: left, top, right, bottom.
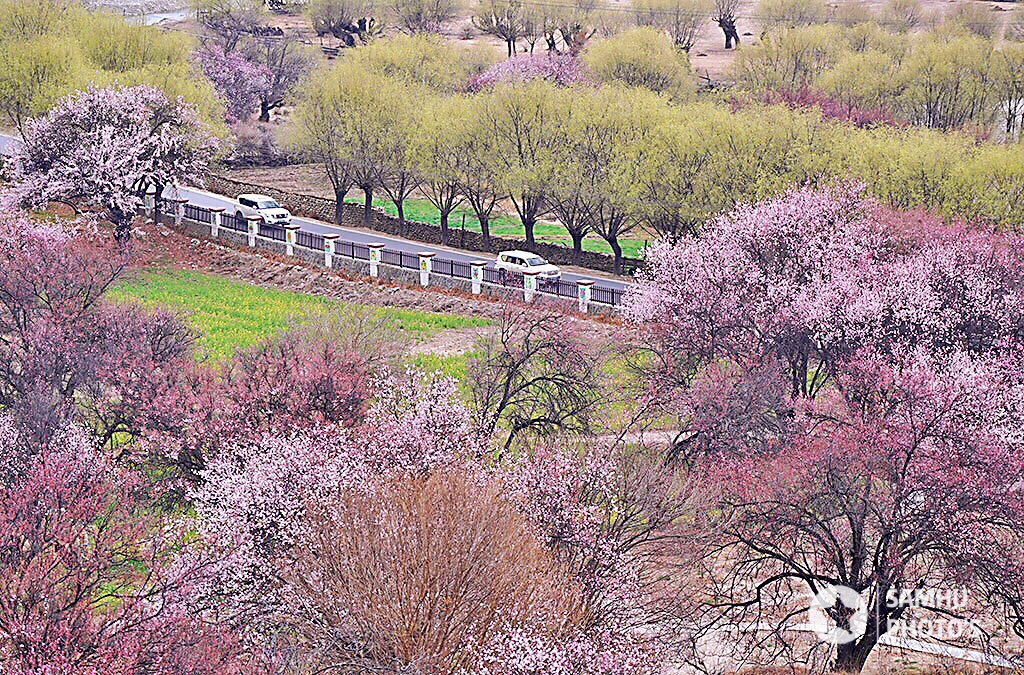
429, 258, 474, 280
482, 267, 502, 285
336, 240, 354, 258
165, 198, 627, 306
432, 257, 452, 277
222, 212, 248, 232
295, 230, 323, 250
547, 278, 579, 299
184, 203, 212, 224
400, 251, 419, 270
591, 285, 623, 306
259, 222, 286, 241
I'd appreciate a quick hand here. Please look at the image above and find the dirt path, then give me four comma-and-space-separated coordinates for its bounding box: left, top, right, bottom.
409, 325, 495, 357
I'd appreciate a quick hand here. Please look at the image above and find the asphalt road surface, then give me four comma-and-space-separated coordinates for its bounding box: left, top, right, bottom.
0, 132, 630, 294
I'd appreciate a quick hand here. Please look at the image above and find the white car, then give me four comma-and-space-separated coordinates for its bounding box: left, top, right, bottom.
235, 194, 292, 226
495, 250, 561, 281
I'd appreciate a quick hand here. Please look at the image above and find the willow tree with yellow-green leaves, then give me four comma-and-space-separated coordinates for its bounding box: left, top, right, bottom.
732, 19, 1024, 138
289, 62, 415, 227
0, 0, 224, 132
582, 27, 696, 100
289, 30, 1024, 269
476, 80, 564, 248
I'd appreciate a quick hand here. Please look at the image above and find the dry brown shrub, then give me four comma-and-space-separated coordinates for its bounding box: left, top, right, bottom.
288, 470, 585, 673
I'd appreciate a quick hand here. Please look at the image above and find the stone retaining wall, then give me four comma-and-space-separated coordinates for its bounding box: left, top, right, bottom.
157, 204, 612, 315
204, 174, 642, 275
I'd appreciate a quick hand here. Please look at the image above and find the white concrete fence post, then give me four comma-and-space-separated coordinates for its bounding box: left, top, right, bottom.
470, 261, 487, 294
323, 233, 339, 268
284, 224, 300, 256
145, 193, 155, 222
576, 280, 594, 314
209, 207, 224, 238
368, 243, 385, 278
246, 216, 260, 247
173, 198, 186, 228
523, 270, 539, 303
418, 252, 434, 288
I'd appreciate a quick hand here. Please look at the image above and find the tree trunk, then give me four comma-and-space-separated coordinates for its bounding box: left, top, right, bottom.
113, 211, 132, 246
608, 237, 622, 275
570, 230, 584, 265
259, 99, 271, 123
523, 216, 536, 247
334, 187, 347, 225
440, 211, 449, 246
362, 186, 373, 226
507, 39, 514, 57
718, 19, 739, 49
396, 200, 405, 234
479, 215, 491, 247
835, 636, 877, 673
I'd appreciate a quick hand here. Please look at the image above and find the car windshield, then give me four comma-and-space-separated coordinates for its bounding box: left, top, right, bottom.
525, 256, 548, 266
257, 200, 280, 209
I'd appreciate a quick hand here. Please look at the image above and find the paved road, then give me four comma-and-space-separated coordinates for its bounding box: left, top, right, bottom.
0, 132, 630, 294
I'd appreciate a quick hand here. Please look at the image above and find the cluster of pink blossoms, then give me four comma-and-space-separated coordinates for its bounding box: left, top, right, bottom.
468, 54, 589, 91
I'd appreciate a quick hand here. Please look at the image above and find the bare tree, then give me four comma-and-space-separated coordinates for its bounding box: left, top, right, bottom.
474, 0, 527, 57
289, 471, 584, 672
633, 0, 711, 52
305, 0, 381, 44
713, 0, 740, 48
469, 305, 605, 452
194, 0, 265, 51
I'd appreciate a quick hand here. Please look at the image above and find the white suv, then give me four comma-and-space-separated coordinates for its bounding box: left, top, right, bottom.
235, 194, 292, 225
495, 250, 561, 281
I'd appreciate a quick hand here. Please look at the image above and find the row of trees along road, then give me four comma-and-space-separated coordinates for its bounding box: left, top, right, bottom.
289, 43, 675, 273
290, 34, 1024, 275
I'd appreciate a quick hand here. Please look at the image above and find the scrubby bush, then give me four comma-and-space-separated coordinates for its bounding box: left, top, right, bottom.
946, 0, 999, 39
388, 0, 462, 33
756, 0, 829, 28
582, 27, 695, 98
347, 32, 491, 91
881, 0, 924, 31
223, 122, 292, 166
731, 24, 849, 90
733, 21, 1024, 137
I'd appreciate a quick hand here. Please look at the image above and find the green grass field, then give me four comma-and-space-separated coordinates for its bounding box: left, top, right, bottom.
109, 269, 489, 361
346, 195, 649, 260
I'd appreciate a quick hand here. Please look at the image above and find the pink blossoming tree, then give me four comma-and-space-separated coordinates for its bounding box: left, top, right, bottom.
0, 418, 252, 673
194, 44, 273, 123
6, 86, 218, 241
0, 211, 193, 448
468, 54, 589, 91
624, 183, 1024, 671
